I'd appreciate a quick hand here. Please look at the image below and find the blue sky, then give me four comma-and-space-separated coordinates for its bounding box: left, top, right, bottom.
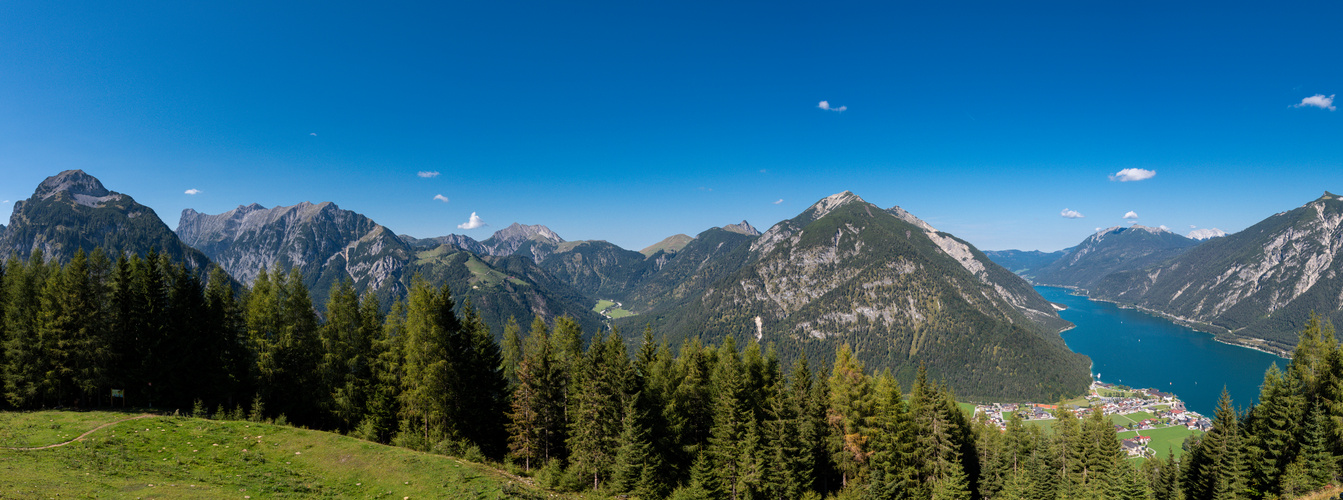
1, 1, 1339, 252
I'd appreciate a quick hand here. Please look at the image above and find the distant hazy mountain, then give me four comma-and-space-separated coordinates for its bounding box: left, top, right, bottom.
178, 202, 413, 302
619, 191, 1088, 401
399, 233, 487, 254
1032, 225, 1200, 291
2, 170, 212, 269
983, 249, 1067, 279
1188, 228, 1228, 240
1091, 192, 1343, 355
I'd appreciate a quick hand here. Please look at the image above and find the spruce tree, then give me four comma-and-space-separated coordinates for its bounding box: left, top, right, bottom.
827, 343, 874, 490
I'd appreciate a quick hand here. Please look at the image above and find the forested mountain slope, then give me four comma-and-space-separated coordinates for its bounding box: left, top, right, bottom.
1091, 192, 1343, 354
620, 192, 1089, 401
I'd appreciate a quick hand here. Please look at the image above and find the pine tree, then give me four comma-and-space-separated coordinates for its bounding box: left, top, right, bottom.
320, 279, 373, 432
501, 316, 522, 387
930, 458, 970, 500
5, 251, 48, 408
567, 330, 630, 490
612, 394, 665, 499
827, 343, 874, 490
1244, 364, 1303, 496
508, 317, 567, 468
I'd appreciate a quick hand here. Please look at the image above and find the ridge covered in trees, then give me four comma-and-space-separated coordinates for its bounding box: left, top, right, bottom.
3, 249, 1342, 499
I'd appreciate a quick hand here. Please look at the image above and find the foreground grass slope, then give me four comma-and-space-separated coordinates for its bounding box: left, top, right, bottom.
0, 410, 558, 499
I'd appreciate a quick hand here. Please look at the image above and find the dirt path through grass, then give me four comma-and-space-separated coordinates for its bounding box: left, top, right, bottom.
1, 414, 153, 450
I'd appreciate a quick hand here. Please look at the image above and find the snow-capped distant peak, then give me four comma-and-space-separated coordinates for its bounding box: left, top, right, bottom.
1188, 228, 1227, 240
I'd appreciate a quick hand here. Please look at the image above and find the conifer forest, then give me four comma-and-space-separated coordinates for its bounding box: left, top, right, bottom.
4, 248, 1343, 500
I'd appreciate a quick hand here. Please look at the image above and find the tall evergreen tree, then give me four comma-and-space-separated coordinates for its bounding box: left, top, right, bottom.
827, 343, 875, 490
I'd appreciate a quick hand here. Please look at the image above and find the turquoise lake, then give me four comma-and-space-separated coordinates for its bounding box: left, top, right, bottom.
1037, 286, 1288, 416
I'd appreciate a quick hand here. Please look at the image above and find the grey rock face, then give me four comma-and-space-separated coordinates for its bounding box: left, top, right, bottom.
177, 201, 412, 298
722, 220, 761, 236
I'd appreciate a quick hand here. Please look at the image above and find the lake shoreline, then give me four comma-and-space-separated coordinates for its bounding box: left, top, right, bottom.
1040, 285, 1291, 360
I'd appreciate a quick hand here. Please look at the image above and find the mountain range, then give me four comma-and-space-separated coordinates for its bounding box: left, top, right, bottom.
986, 193, 1343, 356
2, 170, 1096, 401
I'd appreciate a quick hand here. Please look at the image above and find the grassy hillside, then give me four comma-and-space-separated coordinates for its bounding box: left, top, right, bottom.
0, 410, 564, 499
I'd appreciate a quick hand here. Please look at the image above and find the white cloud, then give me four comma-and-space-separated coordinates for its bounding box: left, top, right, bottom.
698, 186, 713, 192
2, 200, 9, 204
1190, 224, 1197, 229
309, 132, 317, 136
773, 199, 784, 205
759, 169, 767, 173
818, 101, 847, 112
1293, 94, 1336, 111
418, 171, 441, 178
433, 194, 450, 203
457, 212, 486, 230
1109, 168, 1156, 182
184, 189, 201, 195
1123, 211, 1139, 219
1095, 227, 1102, 232
1159, 225, 1169, 230
1060, 208, 1085, 219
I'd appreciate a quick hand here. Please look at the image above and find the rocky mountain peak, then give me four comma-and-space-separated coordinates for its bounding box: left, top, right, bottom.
885, 205, 938, 232
805, 191, 866, 221
722, 220, 760, 236
490, 223, 564, 244
33, 170, 120, 207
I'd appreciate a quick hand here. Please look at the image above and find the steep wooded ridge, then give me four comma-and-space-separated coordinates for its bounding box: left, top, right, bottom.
617, 192, 1089, 401
1032, 225, 1200, 291
1, 170, 212, 269
1089, 192, 1343, 355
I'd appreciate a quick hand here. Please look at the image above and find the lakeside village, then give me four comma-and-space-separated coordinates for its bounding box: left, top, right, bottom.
975, 381, 1213, 459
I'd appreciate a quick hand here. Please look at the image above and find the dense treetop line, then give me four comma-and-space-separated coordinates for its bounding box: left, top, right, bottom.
3, 248, 1342, 499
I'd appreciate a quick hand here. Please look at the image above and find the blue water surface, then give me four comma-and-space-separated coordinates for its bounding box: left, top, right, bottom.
1037, 286, 1288, 416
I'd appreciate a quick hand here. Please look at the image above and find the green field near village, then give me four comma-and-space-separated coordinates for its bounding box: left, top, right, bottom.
1118, 425, 1203, 460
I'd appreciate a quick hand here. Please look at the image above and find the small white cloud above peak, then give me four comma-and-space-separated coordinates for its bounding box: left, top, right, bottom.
773, 199, 783, 205
184, 189, 201, 195
1061, 208, 1085, 219
818, 100, 847, 112
418, 171, 441, 178
1189, 228, 1227, 240
1159, 225, 1169, 231
1123, 211, 1139, 219
433, 194, 450, 203
1293, 94, 1336, 111
1110, 168, 1156, 182
458, 212, 487, 230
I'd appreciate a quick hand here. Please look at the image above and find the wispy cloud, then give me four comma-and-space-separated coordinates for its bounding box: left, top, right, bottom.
457, 212, 486, 230
759, 169, 767, 173
1109, 168, 1156, 182
2, 200, 9, 204
1293, 94, 1336, 111
1060, 208, 1085, 219
1159, 225, 1169, 230
309, 132, 317, 136
1123, 211, 1139, 219
418, 171, 441, 178
184, 189, 201, 195
433, 194, 450, 203
818, 101, 847, 112
698, 186, 713, 192
773, 199, 784, 205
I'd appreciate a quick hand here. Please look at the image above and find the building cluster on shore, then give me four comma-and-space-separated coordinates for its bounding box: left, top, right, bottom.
975, 381, 1212, 458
